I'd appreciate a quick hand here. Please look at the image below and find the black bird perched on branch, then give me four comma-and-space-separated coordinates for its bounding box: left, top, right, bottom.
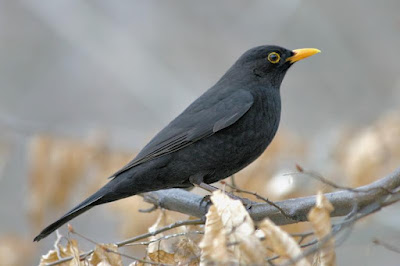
34, 45, 320, 242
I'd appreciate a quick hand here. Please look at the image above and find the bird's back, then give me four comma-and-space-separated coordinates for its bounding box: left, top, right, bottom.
167, 85, 281, 185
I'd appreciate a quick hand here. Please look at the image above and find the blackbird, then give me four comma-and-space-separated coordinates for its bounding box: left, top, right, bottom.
34, 45, 320, 242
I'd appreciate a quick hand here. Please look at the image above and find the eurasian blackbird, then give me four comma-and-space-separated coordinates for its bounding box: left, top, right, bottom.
34, 45, 320, 242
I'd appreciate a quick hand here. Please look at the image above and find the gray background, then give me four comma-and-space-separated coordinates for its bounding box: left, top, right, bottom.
0, 0, 399, 265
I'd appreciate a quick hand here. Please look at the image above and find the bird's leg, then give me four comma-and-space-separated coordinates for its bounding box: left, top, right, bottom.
189, 174, 253, 208
204, 186, 254, 209
189, 174, 216, 206
197, 182, 219, 192
196, 183, 219, 208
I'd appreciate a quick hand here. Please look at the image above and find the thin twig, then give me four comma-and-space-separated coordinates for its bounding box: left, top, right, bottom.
281, 192, 400, 266
124, 231, 204, 246
221, 181, 294, 221
266, 254, 280, 263
373, 238, 400, 254
289, 168, 397, 196
104, 247, 166, 265
68, 224, 166, 265
46, 218, 204, 265
291, 231, 315, 245
116, 218, 203, 247
68, 224, 98, 246
287, 169, 359, 192
45, 251, 93, 266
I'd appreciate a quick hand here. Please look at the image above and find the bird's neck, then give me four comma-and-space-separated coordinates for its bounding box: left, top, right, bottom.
252, 84, 281, 119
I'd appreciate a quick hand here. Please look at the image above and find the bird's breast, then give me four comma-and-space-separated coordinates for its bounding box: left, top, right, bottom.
233, 90, 281, 155
188, 90, 280, 174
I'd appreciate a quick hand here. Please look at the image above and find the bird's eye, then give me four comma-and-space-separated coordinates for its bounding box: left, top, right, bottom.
267, 52, 280, 64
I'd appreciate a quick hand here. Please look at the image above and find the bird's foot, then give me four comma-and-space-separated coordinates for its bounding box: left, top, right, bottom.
192, 179, 254, 209
200, 191, 253, 209
199, 194, 213, 208
138, 204, 158, 213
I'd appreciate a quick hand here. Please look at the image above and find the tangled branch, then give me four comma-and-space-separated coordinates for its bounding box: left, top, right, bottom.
141, 167, 400, 224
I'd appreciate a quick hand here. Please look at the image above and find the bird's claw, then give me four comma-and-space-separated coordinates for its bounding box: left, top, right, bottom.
244, 201, 253, 210
199, 194, 212, 207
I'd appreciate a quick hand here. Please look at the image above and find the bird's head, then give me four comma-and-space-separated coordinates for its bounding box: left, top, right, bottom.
228, 45, 320, 88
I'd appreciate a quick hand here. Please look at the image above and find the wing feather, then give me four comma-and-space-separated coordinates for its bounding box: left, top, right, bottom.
110, 89, 254, 178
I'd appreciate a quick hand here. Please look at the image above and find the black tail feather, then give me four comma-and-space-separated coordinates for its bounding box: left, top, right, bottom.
33, 193, 104, 242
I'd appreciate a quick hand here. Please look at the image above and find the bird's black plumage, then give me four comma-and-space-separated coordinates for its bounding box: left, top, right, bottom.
34, 45, 319, 242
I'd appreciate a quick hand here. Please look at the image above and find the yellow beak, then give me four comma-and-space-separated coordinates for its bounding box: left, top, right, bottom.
286, 48, 321, 63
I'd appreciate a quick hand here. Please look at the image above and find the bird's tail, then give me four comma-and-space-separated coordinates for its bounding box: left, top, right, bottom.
33, 188, 107, 242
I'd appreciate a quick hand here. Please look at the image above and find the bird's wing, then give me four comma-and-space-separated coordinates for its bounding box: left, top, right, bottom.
110, 89, 254, 178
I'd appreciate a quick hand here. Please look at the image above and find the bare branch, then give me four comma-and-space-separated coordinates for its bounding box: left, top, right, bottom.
141, 167, 400, 225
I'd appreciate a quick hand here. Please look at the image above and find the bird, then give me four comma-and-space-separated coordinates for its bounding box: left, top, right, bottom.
34, 45, 320, 242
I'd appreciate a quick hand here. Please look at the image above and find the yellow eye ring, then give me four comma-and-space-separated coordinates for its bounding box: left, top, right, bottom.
267, 52, 280, 64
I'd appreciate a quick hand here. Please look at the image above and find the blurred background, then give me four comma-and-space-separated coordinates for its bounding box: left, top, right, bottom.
0, 0, 399, 265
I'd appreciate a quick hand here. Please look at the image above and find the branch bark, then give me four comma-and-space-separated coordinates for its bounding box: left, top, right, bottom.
141, 167, 400, 225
